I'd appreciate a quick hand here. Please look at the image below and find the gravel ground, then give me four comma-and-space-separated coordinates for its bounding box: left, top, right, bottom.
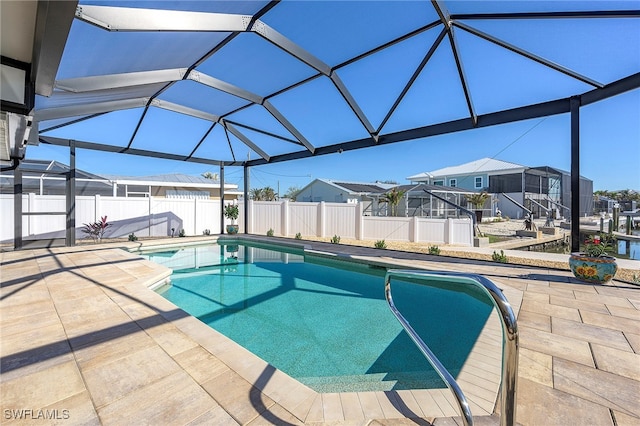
478, 218, 548, 236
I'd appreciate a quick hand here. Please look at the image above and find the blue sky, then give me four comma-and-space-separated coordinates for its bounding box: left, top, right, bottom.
27, 1, 640, 194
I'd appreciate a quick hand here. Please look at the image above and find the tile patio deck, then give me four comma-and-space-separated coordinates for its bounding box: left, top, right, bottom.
1, 236, 638, 425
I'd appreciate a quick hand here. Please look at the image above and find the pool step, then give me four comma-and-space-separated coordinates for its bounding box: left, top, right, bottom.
299, 371, 443, 393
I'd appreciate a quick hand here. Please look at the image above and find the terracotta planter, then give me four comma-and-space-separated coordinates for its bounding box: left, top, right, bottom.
226, 224, 239, 234
569, 253, 617, 284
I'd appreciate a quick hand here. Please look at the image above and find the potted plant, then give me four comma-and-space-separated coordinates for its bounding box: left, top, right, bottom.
224, 203, 239, 234
467, 191, 490, 223
569, 233, 618, 283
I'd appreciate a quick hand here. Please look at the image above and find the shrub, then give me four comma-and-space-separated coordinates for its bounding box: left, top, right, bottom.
81, 216, 110, 243
223, 203, 239, 221
295, 232, 302, 240
128, 232, 138, 242
330, 235, 340, 244
583, 233, 615, 257
374, 240, 387, 249
492, 250, 508, 263
428, 245, 440, 255
178, 229, 186, 237
267, 228, 274, 237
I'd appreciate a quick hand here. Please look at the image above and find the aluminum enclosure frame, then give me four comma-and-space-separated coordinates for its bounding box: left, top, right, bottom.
5, 1, 638, 252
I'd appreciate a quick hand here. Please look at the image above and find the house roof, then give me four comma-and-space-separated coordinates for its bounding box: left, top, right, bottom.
331, 180, 395, 194
306, 178, 395, 195
99, 172, 237, 188
408, 157, 526, 181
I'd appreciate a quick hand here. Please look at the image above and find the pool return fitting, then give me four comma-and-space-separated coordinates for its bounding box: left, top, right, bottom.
385, 270, 519, 426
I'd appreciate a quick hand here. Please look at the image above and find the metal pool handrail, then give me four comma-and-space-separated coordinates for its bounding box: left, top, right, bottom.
384, 270, 519, 426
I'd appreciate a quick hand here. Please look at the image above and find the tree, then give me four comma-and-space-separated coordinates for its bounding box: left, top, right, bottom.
283, 186, 301, 201
201, 171, 218, 180
380, 187, 406, 216
262, 186, 277, 201
250, 188, 264, 200
250, 187, 277, 201
467, 191, 490, 210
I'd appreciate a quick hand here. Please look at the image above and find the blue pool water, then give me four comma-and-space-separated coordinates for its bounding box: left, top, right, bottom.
145, 242, 494, 392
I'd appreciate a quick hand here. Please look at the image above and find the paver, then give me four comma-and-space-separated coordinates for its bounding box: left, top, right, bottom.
1, 240, 638, 426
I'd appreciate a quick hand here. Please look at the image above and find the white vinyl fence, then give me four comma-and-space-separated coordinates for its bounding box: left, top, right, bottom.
247, 200, 473, 246
1, 196, 473, 246
0, 194, 222, 243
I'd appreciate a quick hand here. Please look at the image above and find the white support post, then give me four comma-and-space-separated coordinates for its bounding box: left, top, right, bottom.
95, 194, 101, 222
247, 199, 254, 234
148, 195, 152, 237
411, 216, 418, 243
28, 192, 35, 236
446, 218, 454, 245
355, 202, 363, 240
282, 200, 289, 237
318, 201, 326, 237
194, 198, 198, 236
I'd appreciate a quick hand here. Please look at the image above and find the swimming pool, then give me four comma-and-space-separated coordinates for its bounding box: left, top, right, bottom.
145, 241, 495, 393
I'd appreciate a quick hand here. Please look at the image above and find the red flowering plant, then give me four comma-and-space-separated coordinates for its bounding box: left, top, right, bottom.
583, 232, 615, 258
82, 216, 111, 243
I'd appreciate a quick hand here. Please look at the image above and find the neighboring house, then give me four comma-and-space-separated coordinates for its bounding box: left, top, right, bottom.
295, 179, 475, 218
296, 179, 396, 204
407, 157, 593, 219
0, 159, 238, 199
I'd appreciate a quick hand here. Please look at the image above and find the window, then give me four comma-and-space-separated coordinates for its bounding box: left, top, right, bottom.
475, 176, 483, 189
449, 179, 457, 187
433, 180, 444, 186
166, 190, 209, 199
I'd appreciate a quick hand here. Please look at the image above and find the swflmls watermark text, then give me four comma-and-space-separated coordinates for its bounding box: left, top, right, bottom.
4, 409, 70, 420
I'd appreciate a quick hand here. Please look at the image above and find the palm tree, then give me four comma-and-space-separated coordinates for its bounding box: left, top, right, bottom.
467, 191, 490, 210
201, 171, 218, 180
263, 186, 277, 201
467, 191, 490, 223
250, 188, 264, 201
381, 187, 406, 216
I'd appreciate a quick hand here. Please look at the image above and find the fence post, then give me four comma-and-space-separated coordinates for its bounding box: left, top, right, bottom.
282, 200, 289, 237
411, 216, 418, 243
247, 199, 254, 234
148, 195, 152, 237
318, 202, 325, 238
28, 192, 35, 236
95, 194, 101, 222
194, 198, 198, 236
355, 202, 363, 240
445, 218, 452, 245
